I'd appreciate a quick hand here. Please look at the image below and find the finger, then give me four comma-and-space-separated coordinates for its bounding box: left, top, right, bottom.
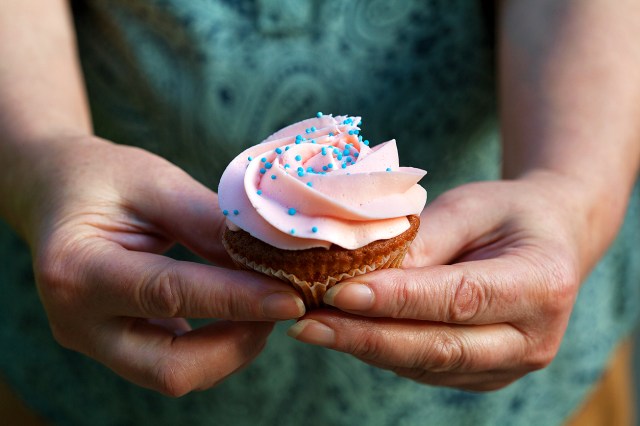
95, 317, 273, 396
123, 154, 230, 265
287, 311, 534, 374
389, 366, 523, 392
147, 318, 192, 336
404, 183, 511, 268
361, 356, 525, 391
83, 241, 305, 320
324, 254, 574, 325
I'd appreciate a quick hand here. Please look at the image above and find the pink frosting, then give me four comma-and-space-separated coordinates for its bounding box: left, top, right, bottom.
218, 114, 427, 250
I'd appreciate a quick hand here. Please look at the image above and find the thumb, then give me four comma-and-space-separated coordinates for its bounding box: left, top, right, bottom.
126, 158, 230, 265
405, 183, 510, 268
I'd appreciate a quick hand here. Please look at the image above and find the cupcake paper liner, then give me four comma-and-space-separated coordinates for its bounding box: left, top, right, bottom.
221, 215, 420, 308
223, 238, 412, 307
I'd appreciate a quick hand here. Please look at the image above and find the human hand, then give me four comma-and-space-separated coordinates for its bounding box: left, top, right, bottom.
26, 137, 305, 396
288, 174, 589, 391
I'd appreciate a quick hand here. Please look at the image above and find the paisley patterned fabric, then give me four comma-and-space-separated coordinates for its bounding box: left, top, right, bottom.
1, 0, 639, 424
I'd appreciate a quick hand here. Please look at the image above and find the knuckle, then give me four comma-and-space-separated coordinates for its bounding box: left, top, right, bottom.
351, 331, 387, 361
449, 272, 488, 323
539, 257, 580, 318
152, 357, 194, 398
392, 366, 432, 384
423, 329, 467, 372
34, 238, 79, 303
525, 342, 558, 371
215, 287, 250, 320
140, 264, 183, 318
432, 190, 467, 215
388, 270, 419, 318
33, 233, 96, 353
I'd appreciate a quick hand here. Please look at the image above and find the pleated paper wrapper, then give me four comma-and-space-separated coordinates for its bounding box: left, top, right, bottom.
223, 239, 412, 308
222, 216, 420, 308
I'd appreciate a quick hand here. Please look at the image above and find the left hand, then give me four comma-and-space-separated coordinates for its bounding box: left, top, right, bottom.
287, 174, 589, 391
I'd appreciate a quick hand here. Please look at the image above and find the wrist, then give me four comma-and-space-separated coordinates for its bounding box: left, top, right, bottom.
517, 169, 630, 276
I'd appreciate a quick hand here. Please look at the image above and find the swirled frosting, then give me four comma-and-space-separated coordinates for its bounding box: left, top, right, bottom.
218, 114, 427, 250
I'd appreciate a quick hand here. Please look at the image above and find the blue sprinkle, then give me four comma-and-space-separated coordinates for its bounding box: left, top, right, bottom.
358, 135, 363, 141
348, 130, 354, 135
305, 128, 311, 134
307, 166, 314, 172
285, 146, 290, 151
297, 166, 304, 172
271, 175, 277, 180
261, 157, 267, 163
265, 162, 272, 169
297, 170, 305, 177
337, 154, 343, 161
363, 140, 370, 146
296, 134, 303, 140
386, 167, 392, 172
311, 140, 316, 144
343, 118, 352, 124
342, 163, 347, 169
312, 226, 318, 233
328, 163, 334, 169
307, 182, 313, 187
354, 152, 360, 157
346, 157, 353, 163
223, 210, 229, 216
295, 139, 301, 145
311, 126, 316, 132
329, 132, 334, 137
354, 130, 360, 135
288, 208, 296, 215
275, 148, 283, 154
321, 147, 327, 156
316, 112, 323, 118
322, 165, 328, 171
290, 229, 295, 234
260, 168, 266, 174
295, 155, 302, 161
343, 149, 350, 156
257, 190, 262, 195
233, 209, 239, 215
333, 148, 340, 154
284, 164, 291, 169
248, 156, 253, 161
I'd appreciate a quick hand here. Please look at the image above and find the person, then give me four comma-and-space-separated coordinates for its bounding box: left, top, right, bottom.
1, 0, 639, 424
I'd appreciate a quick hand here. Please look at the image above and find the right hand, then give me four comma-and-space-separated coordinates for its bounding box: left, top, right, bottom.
24, 136, 305, 396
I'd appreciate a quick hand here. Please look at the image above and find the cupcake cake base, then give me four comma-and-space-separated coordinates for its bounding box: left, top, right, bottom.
222, 215, 420, 308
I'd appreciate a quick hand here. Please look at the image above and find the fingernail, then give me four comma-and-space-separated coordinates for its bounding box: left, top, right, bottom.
324, 283, 374, 311
262, 293, 305, 320
287, 319, 335, 347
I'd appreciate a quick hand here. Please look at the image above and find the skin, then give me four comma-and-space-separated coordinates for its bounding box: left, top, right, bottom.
289, 0, 640, 391
0, 0, 305, 397
1, 0, 639, 399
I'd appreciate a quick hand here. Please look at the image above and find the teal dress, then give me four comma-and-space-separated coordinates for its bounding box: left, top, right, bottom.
1, 1, 639, 424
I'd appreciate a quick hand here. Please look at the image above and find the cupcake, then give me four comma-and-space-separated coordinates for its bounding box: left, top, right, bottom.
218, 114, 427, 307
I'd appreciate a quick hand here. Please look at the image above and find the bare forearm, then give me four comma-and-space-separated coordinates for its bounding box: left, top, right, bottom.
499, 0, 640, 268
0, 0, 90, 140
0, 0, 91, 236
